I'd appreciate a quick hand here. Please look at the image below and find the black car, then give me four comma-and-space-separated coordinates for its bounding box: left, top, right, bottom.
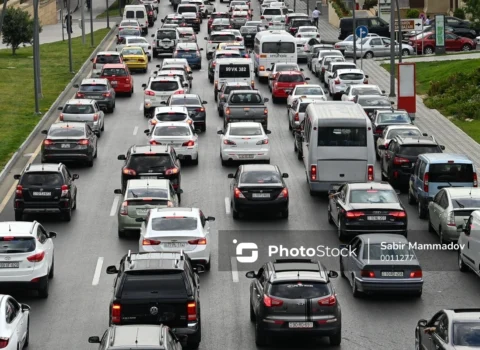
74, 78, 116, 113
228, 164, 289, 219
40, 122, 98, 166
246, 258, 341, 346
165, 94, 208, 132
354, 94, 393, 128
327, 182, 408, 241
13, 163, 79, 221
338, 16, 390, 40
379, 135, 445, 189
118, 145, 182, 194
106, 251, 203, 349
144, 4, 156, 26
287, 18, 313, 36
371, 108, 412, 139
240, 25, 259, 47
217, 82, 253, 116
181, 12, 201, 33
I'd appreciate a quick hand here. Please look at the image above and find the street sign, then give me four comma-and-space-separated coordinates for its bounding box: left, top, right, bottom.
435, 14, 445, 54
355, 25, 368, 39
391, 19, 423, 32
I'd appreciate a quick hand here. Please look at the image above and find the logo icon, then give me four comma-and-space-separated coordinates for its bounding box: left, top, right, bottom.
4, 257, 10, 261
150, 306, 158, 315
234, 239, 258, 263
148, 169, 153, 173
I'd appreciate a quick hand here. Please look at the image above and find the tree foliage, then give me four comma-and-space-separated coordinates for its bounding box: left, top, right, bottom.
463, 0, 480, 29
406, 9, 420, 18
1, 7, 40, 55
454, 7, 466, 19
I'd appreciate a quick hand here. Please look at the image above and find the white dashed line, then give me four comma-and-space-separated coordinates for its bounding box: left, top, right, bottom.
133, 126, 138, 135
139, 103, 143, 111
92, 257, 104, 286
231, 257, 239, 283
23, 153, 33, 157
110, 196, 120, 216
225, 197, 231, 214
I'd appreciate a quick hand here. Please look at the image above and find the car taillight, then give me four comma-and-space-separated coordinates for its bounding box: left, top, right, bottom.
264, 107, 268, 115
102, 92, 111, 97
188, 238, 207, 245
111, 304, 121, 324
274, 82, 278, 89
364, 79, 368, 84
310, 165, 317, 181
142, 239, 161, 245
212, 62, 216, 68
260, 15, 264, 19
27, 251, 45, 262
296, 34, 301, 37
360, 270, 375, 278
165, 167, 179, 175
78, 139, 89, 145
346, 211, 364, 218
122, 168, 136, 176
223, 139, 236, 145
234, 187, 245, 198
196, 107, 205, 112
446, 211, 456, 226
294, 112, 299, 121
145, 90, 155, 96
76, 92, 85, 98
119, 201, 128, 216
174, 90, 185, 95
149, 11, 153, 14
367, 165, 374, 181
263, 295, 283, 307
393, 157, 409, 165
384, 142, 389, 148
410, 270, 422, 278
318, 294, 336, 306
60, 184, 69, 197
150, 140, 158, 145
15, 185, 23, 198
277, 188, 288, 199
424, 172, 429, 192
389, 211, 406, 218
91, 113, 99, 121
226, 107, 231, 115
182, 140, 195, 147
256, 139, 268, 145
474, 172, 478, 187
59, 113, 64, 121
187, 302, 197, 321
374, 127, 383, 134
334, 79, 340, 85
44, 139, 54, 146
0, 338, 9, 348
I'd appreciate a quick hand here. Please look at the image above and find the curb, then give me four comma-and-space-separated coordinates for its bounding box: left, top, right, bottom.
0, 24, 117, 184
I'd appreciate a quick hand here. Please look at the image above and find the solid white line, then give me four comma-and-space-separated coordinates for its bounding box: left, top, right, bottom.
225, 197, 231, 214
231, 257, 239, 283
110, 196, 120, 216
139, 103, 143, 111
133, 126, 138, 135
92, 257, 104, 286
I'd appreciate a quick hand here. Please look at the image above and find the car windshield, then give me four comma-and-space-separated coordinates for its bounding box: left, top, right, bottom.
240, 26, 258, 33
101, 68, 128, 76
155, 112, 188, 121
48, 127, 85, 137
211, 34, 236, 42
363, 243, 415, 260
63, 104, 94, 114
170, 98, 200, 106
96, 55, 121, 64
127, 188, 168, 199
358, 98, 391, 107
352, 88, 381, 96
154, 125, 191, 136
378, 113, 411, 123
157, 31, 177, 39
128, 38, 147, 44
429, 163, 474, 183
317, 127, 367, 147
453, 323, 480, 346
0, 237, 35, 253
229, 126, 263, 136
263, 8, 281, 15
79, 84, 108, 92
212, 13, 229, 19
294, 87, 323, 95
21, 172, 63, 186
269, 282, 330, 299
150, 81, 179, 91
151, 217, 197, 230
229, 93, 262, 104
398, 145, 440, 156
278, 74, 304, 82
122, 48, 143, 55
128, 154, 173, 172
298, 103, 311, 113
349, 189, 398, 203
240, 171, 281, 183
387, 128, 421, 139
178, 6, 197, 14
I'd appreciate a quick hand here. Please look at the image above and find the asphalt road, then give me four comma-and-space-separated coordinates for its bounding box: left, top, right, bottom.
1, 1, 480, 349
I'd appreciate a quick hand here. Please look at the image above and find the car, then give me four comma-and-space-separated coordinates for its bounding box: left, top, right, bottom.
198, 0, 215, 18
40, 122, 98, 167
116, 36, 152, 60
208, 50, 243, 82
120, 46, 148, 72
271, 71, 310, 103
217, 42, 249, 57
333, 33, 380, 54
204, 31, 237, 59
303, 40, 325, 68
415, 309, 480, 350
210, 18, 232, 33
323, 61, 356, 88
287, 97, 325, 132
114, 179, 180, 238
176, 26, 197, 43
0, 295, 30, 349
165, 94, 208, 132
287, 17, 313, 36
161, 13, 185, 27
329, 69, 367, 100
317, 55, 346, 84
118, 145, 182, 194
295, 38, 309, 62
231, 10, 250, 29
228, 164, 289, 219
207, 12, 230, 33
146, 122, 199, 165
152, 27, 180, 58
428, 187, 480, 244
218, 122, 271, 165
295, 25, 320, 39
88, 325, 186, 350
142, 76, 188, 117
220, 29, 245, 45
311, 49, 343, 76
239, 25, 259, 47
345, 36, 414, 58
152, 69, 191, 93
356, 95, 394, 124
159, 58, 193, 75
57, 99, 105, 136
341, 84, 385, 102
0, 221, 56, 298
340, 234, 423, 297
223, 90, 269, 129
405, 24, 477, 41
216, 81, 253, 116
180, 12, 201, 33
99, 63, 134, 96
375, 124, 425, 160
117, 19, 141, 30
246, 258, 341, 346
105, 251, 203, 349
409, 31, 476, 54
266, 62, 302, 90
116, 27, 142, 46
285, 84, 325, 106
91, 51, 123, 77
149, 106, 194, 130
327, 182, 407, 240
338, 16, 390, 40
266, 14, 285, 29
73, 78, 115, 113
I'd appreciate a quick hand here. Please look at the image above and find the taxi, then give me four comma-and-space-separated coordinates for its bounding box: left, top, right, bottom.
270, 70, 310, 103
120, 46, 148, 73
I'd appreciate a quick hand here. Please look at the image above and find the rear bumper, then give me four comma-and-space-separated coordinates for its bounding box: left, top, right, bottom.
261, 318, 341, 336
356, 278, 423, 293
0, 275, 48, 290
118, 216, 142, 232
125, 62, 148, 70
42, 151, 92, 161
153, 47, 175, 55
221, 148, 270, 161
344, 222, 407, 235
232, 198, 288, 212
15, 200, 71, 214
95, 99, 114, 108
113, 84, 133, 93
272, 89, 291, 98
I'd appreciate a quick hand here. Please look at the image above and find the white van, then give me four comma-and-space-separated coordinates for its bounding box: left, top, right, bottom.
123, 5, 148, 35
253, 30, 297, 81
301, 101, 376, 194
459, 210, 480, 276
214, 57, 254, 94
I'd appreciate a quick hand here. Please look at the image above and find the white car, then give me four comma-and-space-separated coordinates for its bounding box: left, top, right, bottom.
176, 27, 197, 43
118, 20, 141, 30
142, 76, 188, 117
147, 121, 199, 164
267, 62, 302, 90
160, 58, 192, 74
287, 97, 325, 131
0, 221, 55, 299
199, 0, 215, 17
286, 84, 326, 106
139, 0, 158, 12
334, 33, 379, 53
0, 295, 30, 350
341, 84, 384, 102
295, 26, 320, 40
116, 36, 152, 60
138, 207, 215, 270
324, 61, 356, 88
218, 122, 271, 165
375, 124, 424, 159
329, 68, 367, 100
153, 70, 191, 93
220, 29, 244, 45
311, 49, 343, 76
149, 106, 194, 129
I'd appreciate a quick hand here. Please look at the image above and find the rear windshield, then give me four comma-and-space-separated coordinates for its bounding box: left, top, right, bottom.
452, 198, 480, 208
118, 29, 141, 36
101, 68, 128, 76
240, 26, 258, 33
240, 171, 281, 183
358, 98, 391, 107
212, 13, 230, 19
298, 103, 309, 113
128, 154, 173, 171
275, 64, 298, 72
128, 38, 147, 44
262, 42, 295, 53
157, 31, 177, 39
429, 163, 474, 182
21, 172, 63, 186
127, 188, 168, 199
339, 73, 364, 80
378, 113, 411, 123
224, 86, 251, 94
229, 93, 262, 104
136, 10, 145, 18
170, 98, 199, 105
79, 84, 108, 92
154, 126, 191, 136
178, 6, 197, 13
331, 64, 356, 72
150, 81, 179, 91
294, 87, 323, 95
156, 112, 188, 121
278, 74, 304, 82
96, 55, 121, 64
211, 34, 236, 42
453, 322, 480, 346
151, 217, 197, 230
63, 104, 94, 114
122, 48, 144, 55
230, 126, 263, 136
0, 237, 35, 253
317, 127, 367, 147
363, 243, 415, 260
398, 145, 440, 156
352, 88, 380, 96
350, 189, 398, 203
263, 9, 281, 15
219, 64, 250, 78
48, 127, 85, 137
387, 128, 421, 139
216, 53, 242, 59
270, 282, 330, 299
122, 274, 187, 298
291, 19, 311, 26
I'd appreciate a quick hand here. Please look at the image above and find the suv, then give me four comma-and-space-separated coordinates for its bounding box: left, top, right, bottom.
246, 258, 341, 346
338, 16, 390, 40
106, 251, 203, 349
142, 76, 187, 117
152, 28, 179, 58
88, 325, 186, 350
74, 78, 116, 113
117, 145, 182, 194
13, 163, 79, 222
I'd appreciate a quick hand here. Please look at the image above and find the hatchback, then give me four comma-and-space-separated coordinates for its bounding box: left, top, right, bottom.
173, 42, 203, 69
166, 94, 208, 131
58, 99, 105, 136
100, 63, 134, 96
329, 69, 366, 100
74, 78, 115, 113
149, 106, 193, 129
271, 71, 310, 102
91, 51, 123, 77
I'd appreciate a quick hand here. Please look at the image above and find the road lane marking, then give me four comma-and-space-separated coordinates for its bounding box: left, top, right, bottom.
231, 257, 239, 283
139, 103, 143, 111
133, 126, 138, 135
225, 197, 230, 214
23, 153, 33, 157
92, 257, 104, 286
110, 196, 120, 216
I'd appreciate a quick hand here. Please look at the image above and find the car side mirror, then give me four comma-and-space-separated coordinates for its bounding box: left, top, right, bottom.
21, 304, 30, 312
264, 98, 269, 102
286, 91, 291, 95
13, 174, 21, 180
114, 189, 122, 194
305, 77, 310, 80
151, 34, 155, 37
202, 101, 207, 104
106, 265, 119, 274
136, 218, 146, 222
266, 68, 271, 71
148, 45, 152, 49
265, 130, 271, 134
245, 271, 256, 278
228, 173, 235, 178
207, 216, 215, 221
161, 19, 165, 22
194, 265, 206, 274
381, 90, 386, 93
282, 173, 289, 178
422, 133, 428, 136
328, 271, 338, 278
378, 145, 386, 150
48, 231, 57, 239
73, 84, 79, 88
156, 64, 161, 68
418, 319, 428, 327
58, 106, 63, 110
88, 336, 101, 344
72, 174, 79, 180
41, 130, 48, 134
142, 83, 147, 88
217, 130, 224, 134
440, 145, 445, 150
144, 129, 151, 134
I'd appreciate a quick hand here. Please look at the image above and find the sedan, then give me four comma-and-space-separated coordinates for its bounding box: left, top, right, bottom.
333, 33, 380, 54
345, 36, 415, 58
211, 18, 232, 32
0, 295, 30, 349
375, 124, 424, 159
267, 62, 303, 90
340, 234, 423, 297
409, 31, 476, 54
218, 122, 271, 165
295, 26, 320, 40
228, 164, 289, 219
120, 46, 148, 73
328, 182, 407, 241
286, 84, 326, 106
341, 84, 385, 102
116, 36, 152, 60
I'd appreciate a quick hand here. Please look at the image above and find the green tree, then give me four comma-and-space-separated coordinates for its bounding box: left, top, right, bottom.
463, 0, 480, 29
1, 7, 40, 55
406, 9, 420, 18
454, 7, 466, 19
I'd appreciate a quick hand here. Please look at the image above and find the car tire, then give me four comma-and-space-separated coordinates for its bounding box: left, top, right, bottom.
101, 122, 105, 131
221, 155, 228, 166
401, 49, 410, 56
351, 274, 361, 298
255, 321, 267, 347
428, 218, 434, 233
178, 193, 181, 204
72, 194, 77, 210
381, 171, 387, 181
418, 201, 427, 219
218, 109, 224, 117
424, 46, 434, 54
107, 105, 114, 113
63, 209, 72, 222
294, 141, 297, 152
281, 209, 289, 219
439, 227, 446, 244
214, 93, 218, 102
118, 229, 126, 238
232, 205, 240, 220
143, 68, 147, 73
192, 155, 199, 165
329, 331, 342, 346
38, 277, 49, 299
49, 257, 54, 279
94, 146, 98, 159
209, 76, 213, 83
24, 318, 29, 347
14, 212, 23, 221
153, 51, 158, 58
297, 150, 302, 160
462, 44, 472, 51
144, 108, 150, 118
288, 120, 292, 130
338, 219, 347, 242
205, 258, 211, 271
364, 51, 374, 59
249, 302, 256, 322
408, 189, 416, 205
414, 289, 422, 298
188, 341, 200, 349
459, 250, 469, 272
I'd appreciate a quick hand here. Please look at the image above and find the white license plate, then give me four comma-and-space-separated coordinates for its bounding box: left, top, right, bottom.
111, 81, 118, 86
238, 154, 254, 159
381, 271, 404, 277
284, 89, 292, 93
159, 95, 169, 100
164, 242, 187, 248
252, 193, 270, 198
61, 143, 71, 148
136, 209, 149, 215
0, 262, 19, 268
246, 35, 252, 38
289, 322, 313, 328
33, 192, 51, 196
140, 176, 157, 179
367, 216, 386, 221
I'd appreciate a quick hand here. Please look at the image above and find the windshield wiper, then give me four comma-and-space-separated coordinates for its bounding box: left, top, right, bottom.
454, 199, 465, 208
130, 191, 138, 198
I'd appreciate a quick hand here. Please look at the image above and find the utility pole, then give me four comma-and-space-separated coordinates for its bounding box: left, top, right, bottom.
389, 0, 395, 97
32, 0, 42, 113
90, 0, 94, 47
81, 0, 85, 44
352, 1, 356, 65
67, 0, 74, 73
396, 0, 402, 63
106, 0, 110, 28
0, 0, 8, 36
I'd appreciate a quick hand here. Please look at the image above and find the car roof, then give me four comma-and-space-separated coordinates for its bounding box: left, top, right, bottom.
25, 163, 63, 173
50, 122, 86, 129
347, 182, 395, 190
357, 234, 408, 244
97, 51, 121, 56
443, 187, 480, 197
229, 122, 263, 128
130, 145, 170, 154
156, 70, 185, 76
394, 136, 437, 145
81, 78, 109, 85
336, 69, 364, 74
377, 109, 408, 114
170, 93, 200, 99
211, 31, 236, 35
149, 207, 197, 218
241, 164, 278, 172
126, 179, 171, 190
329, 61, 355, 65
419, 153, 473, 163
151, 76, 182, 82
66, 99, 95, 105
153, 121, 192, 128
295, 84, 321, 88
0, 221, 36, 237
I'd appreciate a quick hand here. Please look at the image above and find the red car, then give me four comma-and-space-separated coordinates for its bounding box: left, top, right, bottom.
409, 31, 476, 54
99, 63, 134, 96
271, 71, 310, 103
208, 12, 229, 33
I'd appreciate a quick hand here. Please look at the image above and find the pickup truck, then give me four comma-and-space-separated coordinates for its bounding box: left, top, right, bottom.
223, 90, 269, 129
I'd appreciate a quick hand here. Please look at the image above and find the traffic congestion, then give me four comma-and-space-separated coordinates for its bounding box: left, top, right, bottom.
1, 0, 480, 349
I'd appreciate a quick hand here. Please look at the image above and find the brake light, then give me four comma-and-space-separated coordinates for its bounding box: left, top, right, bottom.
447, 211, 455, 226
334, 79, 340, 85
150, 140, 157, 145
310, 165, 317, 181
196, 107, 205, 112
322, 67, 325, 72
44, 139, 54, 146
318, 294, 336, 306
142, 239, 161, 245
360, 270, 375, 278
367, 165, 374, 181
182, 140, 195, 147
61, 184, 69, 197
410, 270, 422, 278
27, 251, 45, 262
102, 92, 111, 97
187, 302, 197, 321
226, 107, 231, 115
296, 34, 301, 37
119, 201, 128, 216
111, 304, 121, 324
424, 172, 429, 193
59, 113, 64, 121
393, 157, 409, 165
149, 11, 153, 14
264, 107, 268, 115
76, 92, 85, 98
263, 295, 283, 307
384, 142, 389, 148
92, 113, 99, 122
78, 139, 89, 145
174, 90, 185, 95
188, 238, 207, 245
212, 62, 216, 68
474, 172, 478, 187
389, 211, 406, 218
260, 15, 264, 19
15, 185, 23, 198
256, 139, 268, 145
0, 338, 9, 348
122, 168, 136, 176
346, 211, 364, 218
234, 187, 245, 198
224, 139, 236, 145
145, 90, 155, 96
294, 112, 299, 121
277, 188, 288, 199
165, 167, 179, 175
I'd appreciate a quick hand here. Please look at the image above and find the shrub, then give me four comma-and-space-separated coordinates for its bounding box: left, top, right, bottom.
406, 9, 420, 18
453, 7, 466, 19
329, 0, 351, 18
363, 0, 378, 10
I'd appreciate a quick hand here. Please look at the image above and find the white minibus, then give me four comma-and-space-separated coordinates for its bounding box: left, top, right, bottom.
214, 57, 255, 94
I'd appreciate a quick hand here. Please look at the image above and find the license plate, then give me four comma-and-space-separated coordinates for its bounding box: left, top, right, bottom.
252, 193, 270, 198
111, 81, 118, 86
33, 192, 51, 196
289, 322, 313, 328
61, 143, 71, 148
164, 242, 187, 248
238, 154, 254, 159
381, 271, 404, 277
159, 95, 169, 99
367, 216, 386, 221
0, 262, 19, 268
140, 176, 157, 179
246, 35, 252, 38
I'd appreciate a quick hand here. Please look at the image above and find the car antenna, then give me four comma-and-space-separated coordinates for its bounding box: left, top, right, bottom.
8, 224, 11, 232
135, 327, 139, 344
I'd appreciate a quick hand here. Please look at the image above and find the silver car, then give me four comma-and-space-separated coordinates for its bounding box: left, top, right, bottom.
345, 36, 415, 59
231, 10, 249, 29
73, 78, 116, 113
428, 188, 480, 243
58, 99, 105, 136
333, 33, 379, 54
91, 51, 122, 78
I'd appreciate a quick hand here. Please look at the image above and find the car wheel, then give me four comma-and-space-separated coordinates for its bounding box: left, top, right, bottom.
439, 227, 447, 244
294, 141, 297, 152
414, 289, 422, 298
401, 49, 410, 56
364, 51, 374, 59
381, 171, 387, 181
288, 120, 292, 130
94, 146, 98, 159
339, 257, 345, 278
428, 218, 434, 232
38, 278, 49, 299
375, 150, 380, 160
327, 205, 334, 224
192, 155, 199, 165
209, 76, 213, 83
48, 257, 54, 279
14, 212, 23, 221
424, 46, 434, 54
418, 201, 427, 219
205, 258, 211, 271
188, 341, 200, 349
118, 229, 126, 238
255, 321, 267, 346
101, 122, 105, 131
329, 331, 341, 346
459, 250, 469, 272
127, 89, 132, 97
338, 219, 347, 241
351, 274, 361, 298
214, 93, 218, 102
462, 44, 472, 51
249, 302, 256, 322
63, 209, 72, 222
218, 109, 224, 117
24, 317, 29, 347
408, 189, 417, 205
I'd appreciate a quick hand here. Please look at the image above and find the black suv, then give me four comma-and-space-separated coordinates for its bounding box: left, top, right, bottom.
246, 258, 341, 347
106, 251, 203, 349
338, 16, 390, 40
13, 163, 79, 221
379, 135, 445, 189
118, 145, 182, 197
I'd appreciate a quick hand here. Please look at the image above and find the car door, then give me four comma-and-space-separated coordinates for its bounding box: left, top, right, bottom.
445, 33, 460, 50
415, 160, 427, 200
419, 312, 446, 350
251, 266, 267, 314
429, 190, 444, 232
5, 298, 22, 347
169, 182, 179, 206
341, 85, 350, 101
329, 184, 344, 224
368, 38, 385, 56
381, 37, 394, 57
461, 215, 476, 270
346, 238, 363, 283
230, 168, 240, 200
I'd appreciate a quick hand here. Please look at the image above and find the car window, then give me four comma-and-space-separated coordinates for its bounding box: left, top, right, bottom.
229, 93, 262, 104
80, 84, 108, 92
229, 126, 263, 136
37, 225, 48, 244
364, 243, 415, 260
433, 191, 444, 204
317, 127, 367, 147
128, 154, 174, 172
48, 126, 85, 137
278, 74, 304, 82
453, 322, 480, 346
126, 188, 169, 199
349, 189, 398, 203
240, 171, 281, 183
418, 161, 427, 181
439, 192, 449, 209
122, 274, 187, 298
398, 145, 440, 156
154, 125, 191, 136
352, 88, 380, 96
63, 104, 95, 114
387, 128, 420, 139
429, 163, 474, 183
96, 55, 121, 64
150, 81, 180, 91
269, 282, 330, 299
151, 217, 197, 230
101, 68, 128, 76
5, 299, 19, 324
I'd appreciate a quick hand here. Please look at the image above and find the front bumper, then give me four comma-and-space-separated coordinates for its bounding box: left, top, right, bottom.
356, 277, 423, 293
118, 215, 142, 232
233, 197, 288, 213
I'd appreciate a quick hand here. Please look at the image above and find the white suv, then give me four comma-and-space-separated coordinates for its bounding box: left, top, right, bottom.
0, 221, 56, 298
142, 76, 188, 117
